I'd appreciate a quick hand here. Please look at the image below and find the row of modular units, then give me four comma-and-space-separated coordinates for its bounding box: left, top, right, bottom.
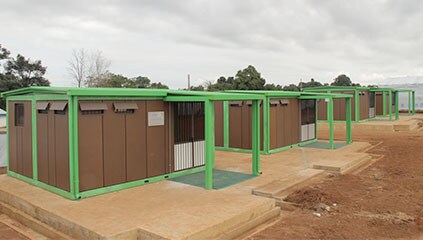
3, 87, 267, 199
213, 91, 352, 154
303, 87, 376, 122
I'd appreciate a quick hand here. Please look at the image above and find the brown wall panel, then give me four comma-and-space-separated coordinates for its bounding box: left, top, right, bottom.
78, 102, 104, 192
8, 101, 33, 178
47, 111, 56, 186
36, 111, 49, 184
359, 91, 370, 120
229, 103, 242, 148
241, 104, 252, 149
214, 101, 224, 147
54, 109, 70, 191
8, 102, 17, 173
126, 101, 147, 181
375, 93, 383, 115
290, 99, 301, 145
318, 100, 327, 120
103, 101, 127, 186
146, 101, 168, 178
269, 105, 278, 150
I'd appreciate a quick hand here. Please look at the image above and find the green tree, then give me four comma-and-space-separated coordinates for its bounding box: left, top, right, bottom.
264, 83, 283, 90
189, 85, 205, 91
208, 65, 266, 91
133, 76, 151, 88
283, 84, 300, 91
0, 44, 50, 109
95, 73, 135, 88
331, 74, 352, 86
299, 78, 323, 89
150, 82, 169, 89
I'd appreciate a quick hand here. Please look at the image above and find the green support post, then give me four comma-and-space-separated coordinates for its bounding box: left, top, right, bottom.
354, 90, 360, 122
31, 98, 38, 181
251, 100, 260, 175
328, 98, 334, 149
68, 96, 80, 199
389, 90, 392, 121
408, 92, 411, 115
223, 101, 229, 148
395, 91, 399, 120
382, 91, 386, 116
263, 97, 270, 154
204, 99, 215, 190
5, 100, 9, 172
412, 91, 416, 115
346, 98, 352, 144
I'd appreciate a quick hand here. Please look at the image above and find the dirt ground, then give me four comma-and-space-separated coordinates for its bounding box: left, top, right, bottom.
249, 122, 423, 239
0, 222, 29, 240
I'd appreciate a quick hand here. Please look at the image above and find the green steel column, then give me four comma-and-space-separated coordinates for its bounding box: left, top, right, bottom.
251, 100, 261, 175
412, 91, 416, 115
263, 97, 270, 154
328, 98, 334, 149
395, 91, 399, 120
31, 98, 38, 180
389, 90, 393, 121
315, 99, 319, 138
346, 98, 352, 144
223, 101, 229, 148
5, 99, 9, 172
71, 96, 80, 199
204, 99, 215, 190
408, 92, 411, 115
382, 91, 386, 116
354, 90, 360, 122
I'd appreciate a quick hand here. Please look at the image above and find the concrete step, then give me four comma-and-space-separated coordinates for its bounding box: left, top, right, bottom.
0, 214, 48, 240
0, 202, 72, 240
312, 154, 372, 174
252, 169, 324, 199
187, 199, 278, 240
217, 207, 280, 240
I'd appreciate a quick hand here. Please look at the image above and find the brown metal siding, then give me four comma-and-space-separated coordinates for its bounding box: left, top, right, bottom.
241, 104, 252, 149
270, 99, 300, 149
54, 110, 70, 191
318, 91, 356, 121
36, 108, 49, 184
78, 102, 104, 192
359, 90, 370, 120
146, 101, 168, 178
214, 101, 224, 147
36, 101, 70, 191
229, 102, 242, 148
103, 101, 127, 186
318, 99, 327, 120
78, 100, 169, 192
126, 101, 147, 181
375, 93, 383, 115
8, 101, 33, 178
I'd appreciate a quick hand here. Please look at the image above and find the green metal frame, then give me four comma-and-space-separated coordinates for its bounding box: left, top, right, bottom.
304, 86, 375, 123
395, 89, 416, 116
2, 87, 264, 199
219, 90, 353, 152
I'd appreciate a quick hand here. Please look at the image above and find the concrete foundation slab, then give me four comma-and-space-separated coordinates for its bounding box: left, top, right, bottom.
0, 141, 375, 239
318, 114, 423, 132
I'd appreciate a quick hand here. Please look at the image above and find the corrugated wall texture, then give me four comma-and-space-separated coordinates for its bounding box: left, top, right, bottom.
376, 93, 384, 115
8, 101, 33, 178
317, 91, 356, 121
269, 98, 300, 150
78, 100, 169, 192
359, 90, 370, 120
214, 101, 224, 147
36, 101, 70, 191
228, 101, 264, 150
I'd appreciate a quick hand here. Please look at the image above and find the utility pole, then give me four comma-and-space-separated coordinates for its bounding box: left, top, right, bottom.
188, 74, 191, 90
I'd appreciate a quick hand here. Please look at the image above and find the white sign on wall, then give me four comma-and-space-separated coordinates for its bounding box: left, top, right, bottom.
148, 111, 165, 126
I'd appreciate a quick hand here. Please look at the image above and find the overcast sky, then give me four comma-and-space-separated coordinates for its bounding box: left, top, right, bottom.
1, 0, 423, 89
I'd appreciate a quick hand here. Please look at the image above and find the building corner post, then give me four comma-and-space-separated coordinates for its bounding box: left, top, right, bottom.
252, 99, 261, 175
204, 99, 215, 190
346, 97, 352, 144
389, 90, 393, 121
328, 97, 335, 149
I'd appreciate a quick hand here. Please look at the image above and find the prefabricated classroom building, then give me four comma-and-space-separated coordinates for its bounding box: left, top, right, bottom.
303, 86, 380, 122
214, 91, 353, 153
2, 87, 263, 199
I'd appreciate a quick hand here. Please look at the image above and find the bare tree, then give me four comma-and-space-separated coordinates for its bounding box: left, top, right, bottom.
68, 48, 88, 88
86, 50, 111, 87
68, 49, 111, 87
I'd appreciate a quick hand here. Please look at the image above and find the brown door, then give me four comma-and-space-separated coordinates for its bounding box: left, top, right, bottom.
8, 101, 33, 178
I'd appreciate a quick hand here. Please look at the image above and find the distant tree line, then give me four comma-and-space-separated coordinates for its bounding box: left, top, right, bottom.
0, 44, 50, 109
189, 66, 367, 92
